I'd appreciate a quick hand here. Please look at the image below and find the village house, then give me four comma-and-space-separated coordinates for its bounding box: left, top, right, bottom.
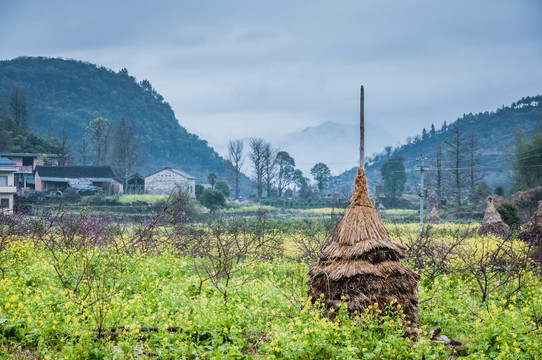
125, 173, 145, 195
34, 166, 122, 195
145, 167, 196, 198
0, 157, 18, 214
0, 152, 59, 190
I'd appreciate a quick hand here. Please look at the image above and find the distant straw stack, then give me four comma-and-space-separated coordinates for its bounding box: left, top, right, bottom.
427, 189, 439, 210
519, 200, 542, 244
478, 196, 510, 239
426, 206, 440, 224
308, 167, 420, 335
377, 202, 386, 218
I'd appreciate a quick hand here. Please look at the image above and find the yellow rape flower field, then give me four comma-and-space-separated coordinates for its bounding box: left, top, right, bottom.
0, 218, 541, 359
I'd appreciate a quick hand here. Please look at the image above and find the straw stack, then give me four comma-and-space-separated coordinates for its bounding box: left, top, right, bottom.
519, 200, 542, 244
427, 189, 439, 210
478, 196, 510, 239
308, 167, 420, 334
426, 207, 440, 224
377, 202, 387, 218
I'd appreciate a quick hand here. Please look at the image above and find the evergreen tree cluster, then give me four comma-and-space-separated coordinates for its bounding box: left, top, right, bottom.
0, 57, 227, 182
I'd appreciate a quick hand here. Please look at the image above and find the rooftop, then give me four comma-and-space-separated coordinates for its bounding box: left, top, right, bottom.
0, 157, 17, 166
0, 152, 59, 158
146, 167, 196, 180
35, 166, 116, 179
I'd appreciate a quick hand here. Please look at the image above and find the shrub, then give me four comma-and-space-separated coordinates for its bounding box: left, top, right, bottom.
200, 189, 226, 212
195, 184, 204, 200
215, 181, 230, 198
62, 187, 81, 203
496, 203, 522, 229
165, 190, 199, 224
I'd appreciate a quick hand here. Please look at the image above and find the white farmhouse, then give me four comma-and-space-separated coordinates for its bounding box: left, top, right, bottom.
145, 167, 196, 198
0, 157, 18, 214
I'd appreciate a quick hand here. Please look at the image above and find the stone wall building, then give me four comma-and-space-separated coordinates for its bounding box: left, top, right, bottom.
145, 167, 196, 198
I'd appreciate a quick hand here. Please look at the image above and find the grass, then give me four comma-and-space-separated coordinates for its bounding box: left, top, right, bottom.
1, 222, 541, 359
118, 194, 169, 204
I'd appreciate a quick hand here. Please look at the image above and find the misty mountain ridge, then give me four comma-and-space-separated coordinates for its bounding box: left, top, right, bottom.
276, 120, 390, 175
1, 57, 540, 199
330, 95, 542, 194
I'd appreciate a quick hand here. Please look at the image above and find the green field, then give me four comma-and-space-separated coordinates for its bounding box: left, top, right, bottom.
1, 215, 541, 359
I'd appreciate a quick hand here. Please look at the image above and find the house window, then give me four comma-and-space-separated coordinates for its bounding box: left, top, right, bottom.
23, 157, 33, 166
1, 198, 8, 209
0, 176, 7, 186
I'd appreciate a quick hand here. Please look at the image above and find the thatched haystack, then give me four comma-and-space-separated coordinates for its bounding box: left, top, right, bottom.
377, 202, 386, 218
308, 167, 420, 334
519, 200, 542, 244
478, 196, 510, 239
427, 189, 439, 210
426, 207, 440, 224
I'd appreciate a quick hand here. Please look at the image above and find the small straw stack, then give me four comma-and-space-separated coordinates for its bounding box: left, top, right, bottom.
426, 207, 440, 224
519, 200, 542, 244
478, 196, 510, 239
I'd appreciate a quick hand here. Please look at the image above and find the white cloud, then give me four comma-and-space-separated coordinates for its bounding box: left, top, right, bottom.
1, 0, 541, 175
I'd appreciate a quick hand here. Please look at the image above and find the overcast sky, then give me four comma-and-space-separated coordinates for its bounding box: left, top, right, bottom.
1, 0, 541, 174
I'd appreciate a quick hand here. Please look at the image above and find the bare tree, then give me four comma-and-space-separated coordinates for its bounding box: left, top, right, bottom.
190, 216, 282, 304
8, 87, 29, 129
467, 130, 484, 204
112, 117, 141, 187
458, 236, 536, 306
427, 143, 444, 208
79, 137, 89, 166
262, 143, 277, 197
0, 214, 29, 278
289, 218, 334, 264
228, 140, 244, 199
445, 124, 467, 209
435, 144, 443, 208
249, 138, 266, 198
56, 128, 73, 166
36, 209, 135, 338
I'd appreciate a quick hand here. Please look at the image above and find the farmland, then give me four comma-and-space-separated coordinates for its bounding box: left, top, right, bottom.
1, 206, 541, 360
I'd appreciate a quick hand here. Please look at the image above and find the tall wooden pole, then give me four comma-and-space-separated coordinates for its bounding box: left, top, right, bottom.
360, 85, 365, 170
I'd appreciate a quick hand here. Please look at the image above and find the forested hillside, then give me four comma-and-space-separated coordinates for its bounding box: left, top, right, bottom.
0, 57, 228, 183
330, 96, 542, 194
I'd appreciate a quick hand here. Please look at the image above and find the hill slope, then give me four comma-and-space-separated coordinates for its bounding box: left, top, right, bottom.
0, 56, 228, 183
330, 96, 542, 193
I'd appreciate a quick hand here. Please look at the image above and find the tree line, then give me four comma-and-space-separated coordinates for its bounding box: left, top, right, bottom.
225, 138, 332, 200
377, 120, 542, 216
377, 124, 496, 209
77, 116, 141, 188
0, 87, 142, 188
0, 57, 230, 181
0, 87, 64, 155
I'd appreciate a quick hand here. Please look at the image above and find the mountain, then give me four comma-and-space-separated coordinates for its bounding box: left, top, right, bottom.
330, 96, 542, 194
276, 120, 391, 176
0, 56, 236, 185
